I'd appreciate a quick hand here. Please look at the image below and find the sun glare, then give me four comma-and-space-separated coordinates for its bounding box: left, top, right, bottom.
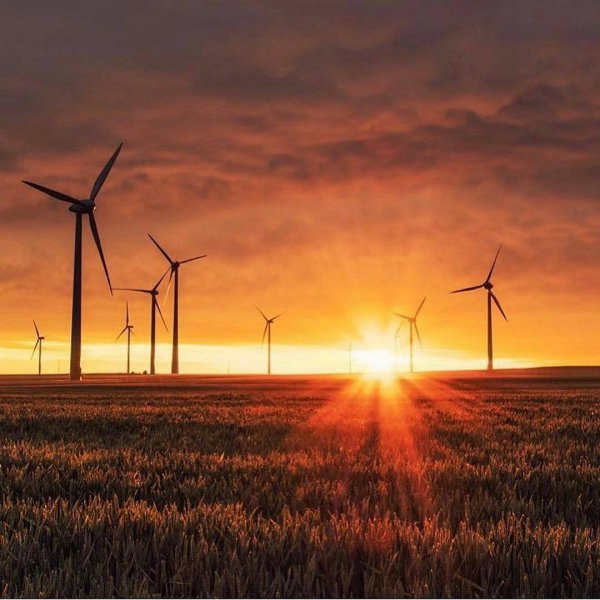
354, 348, 396, 374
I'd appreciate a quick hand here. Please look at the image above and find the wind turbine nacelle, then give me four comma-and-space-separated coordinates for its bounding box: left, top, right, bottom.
69, 199, 95, 214
484, 282, 493, 290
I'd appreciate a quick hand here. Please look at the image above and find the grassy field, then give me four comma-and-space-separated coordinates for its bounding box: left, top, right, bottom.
0, 369, 598, 597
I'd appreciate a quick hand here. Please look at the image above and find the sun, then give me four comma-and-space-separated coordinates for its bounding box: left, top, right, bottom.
354, 348, 396, 374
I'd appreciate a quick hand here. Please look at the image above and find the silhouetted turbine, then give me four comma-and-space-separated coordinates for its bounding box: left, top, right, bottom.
451, 245, 507, 371
348, 341, 353, 374
148, 235, 206, 374
31, 320, 44, 376
394, 325, 402, 371
114, 269, 169, 374
394, 296, 426, 373
256, 307, 283, 375
23, 144, 122, 380
116, 301, 134, 374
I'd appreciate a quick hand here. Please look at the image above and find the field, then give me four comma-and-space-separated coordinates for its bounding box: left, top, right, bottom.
0, 368, 599, 597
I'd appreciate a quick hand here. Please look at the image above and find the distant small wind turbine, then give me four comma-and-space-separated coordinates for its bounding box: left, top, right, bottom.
31, 320, 44, 375
113, 269, 169, 374
23, 143, 122, 380
116, 302, 134, 374
394, 297, 426, 373
256, 307, 283, 375
148, 235, 206, 374
451, 245, 507, 371
394, 326, 402, 371
348, 341, 353, 374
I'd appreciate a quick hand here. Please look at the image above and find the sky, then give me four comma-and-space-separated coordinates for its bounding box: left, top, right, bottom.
0, 1, 599, 374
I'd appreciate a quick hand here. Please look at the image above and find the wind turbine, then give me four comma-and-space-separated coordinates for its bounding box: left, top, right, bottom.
116, 301, 134, 374
348, 341, 353, 374
148, 235, 206, 374
113, 269, 169, 374
451, 245, 507, 371
256, 307, 283, 375
31, 320, 44, 375
23, 144, 122, 380
394, 323, 402, 371
393, 297, 426, 373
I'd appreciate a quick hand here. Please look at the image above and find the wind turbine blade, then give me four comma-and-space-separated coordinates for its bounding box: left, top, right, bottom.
450, 284, 484, 294
152, 267, 170, 292
88, 213, 112, 293
163, 268, 174, 302
113, 287, 151, 294
90, 143, 123, 201
180, 254, 207, 265
271, 311, 284, 321
485, 244, 503, 283
33, 320, 40, 338
414, 322, 422, 345
255, 306, 268, 321
31, 338, 40, 360
22, 181, 82, 206
156, 298, 168, 331
129, 328, 135, 336
415, 296, 426, 318
393, 312, 411, 320
490, 292, 508, 321
148, 234, 174, 264
126, 301, 129, 326
115, 326, 127, 342
261, 322, 268, 346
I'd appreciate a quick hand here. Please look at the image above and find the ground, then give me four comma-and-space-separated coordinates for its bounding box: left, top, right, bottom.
0, 368, 598, 597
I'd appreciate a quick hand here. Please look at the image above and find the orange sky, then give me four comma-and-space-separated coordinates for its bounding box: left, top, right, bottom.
0, 2, 598, 373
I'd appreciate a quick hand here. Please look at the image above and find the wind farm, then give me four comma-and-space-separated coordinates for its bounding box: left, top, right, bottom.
2, 2, 600, 598
0, 97, 600, 597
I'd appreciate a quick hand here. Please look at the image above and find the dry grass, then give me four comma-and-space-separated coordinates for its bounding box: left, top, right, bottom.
0, 373, 598, 597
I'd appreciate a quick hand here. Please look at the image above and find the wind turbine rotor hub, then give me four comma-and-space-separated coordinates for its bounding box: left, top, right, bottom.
68, 199, 95, 214
484, 281, 493, 290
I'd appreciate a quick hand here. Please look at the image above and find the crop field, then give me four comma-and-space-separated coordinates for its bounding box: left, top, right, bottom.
0, 368, 598, 597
